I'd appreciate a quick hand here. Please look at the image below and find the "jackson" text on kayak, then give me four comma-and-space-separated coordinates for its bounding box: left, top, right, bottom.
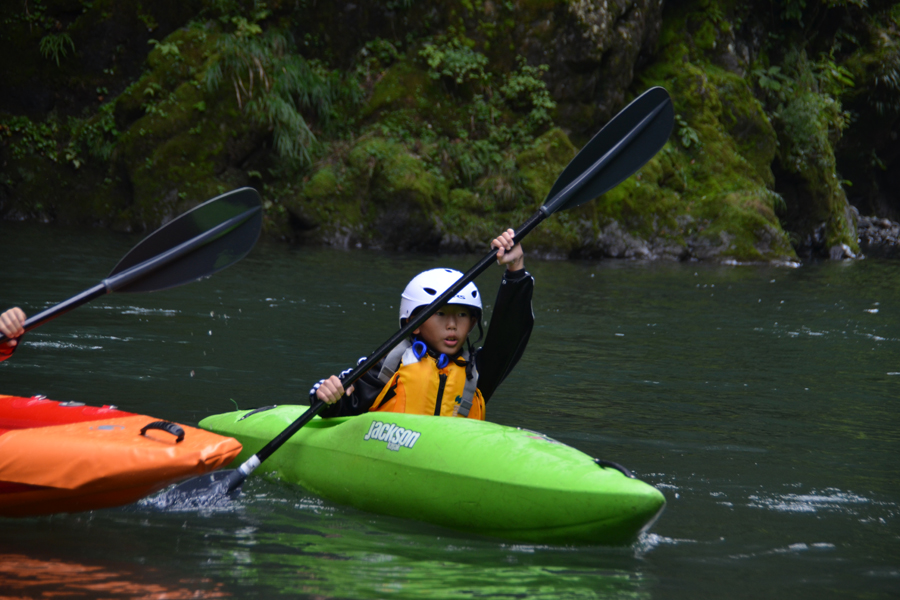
363, 421, 422, 451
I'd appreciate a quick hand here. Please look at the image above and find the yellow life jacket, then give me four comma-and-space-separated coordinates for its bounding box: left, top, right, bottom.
370, 342, 485, 419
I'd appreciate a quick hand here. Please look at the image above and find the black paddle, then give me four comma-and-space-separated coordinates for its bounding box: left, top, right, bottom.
152, 86, 675, 507
0, 188, 263, 344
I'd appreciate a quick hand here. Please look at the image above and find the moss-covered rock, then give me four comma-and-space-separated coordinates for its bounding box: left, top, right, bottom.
835, 8, 900, 223
563, 2, 798, 262
773, 81, 858, 255
1, 0, 895, 262
111, 26, 262, 229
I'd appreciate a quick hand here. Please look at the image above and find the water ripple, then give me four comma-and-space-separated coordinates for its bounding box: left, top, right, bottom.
747, 487, 874, 514
25, 341, 104, 351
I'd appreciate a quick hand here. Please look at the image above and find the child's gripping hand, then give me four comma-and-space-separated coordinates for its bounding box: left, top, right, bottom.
0, 308, 26, 349
311, 375, 355, 404
491, 228, 524, 271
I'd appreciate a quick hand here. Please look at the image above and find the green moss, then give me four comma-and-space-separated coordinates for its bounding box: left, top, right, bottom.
364, 62, 436, 117
447, 187, 481, 212
772, 50, 858, 252
0, 0, 873, 261
113, 26, 255, 226
694, 19, 719, 52
366, 138, 448, 233
305, 166, 340, 199
601, 1, 799, 262
516, 128, 577, 205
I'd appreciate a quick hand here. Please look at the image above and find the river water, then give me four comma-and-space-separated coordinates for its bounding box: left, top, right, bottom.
1, 222, 897, 599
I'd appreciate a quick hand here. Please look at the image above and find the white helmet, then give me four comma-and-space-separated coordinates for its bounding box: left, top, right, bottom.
399, 268, 482, 327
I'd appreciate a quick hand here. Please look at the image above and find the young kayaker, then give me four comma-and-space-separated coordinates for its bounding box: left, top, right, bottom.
310, 228, 534, 420
0, 307, 26, 362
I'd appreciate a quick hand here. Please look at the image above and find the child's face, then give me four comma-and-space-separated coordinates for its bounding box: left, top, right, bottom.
413, 304, 476, 356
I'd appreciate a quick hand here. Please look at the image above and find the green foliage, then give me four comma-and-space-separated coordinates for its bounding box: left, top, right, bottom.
498, 61, 555, 130
776, 51, 849, 172
1, 116, 63, 162
137, 10, 159, 32
868, 17, 900, 115
39, 33, 75, 67
206, 28, 361, 167
419, 38, 490, 87
358, 38, 402, 72
675, 114, 701, 149
0, 103, 119, 170
367, 37, 556, 205
147, 39, 182, 59
813, 51, 855, 97
872, 58, 900, 114
776, 0, 868, 26
206, 0, 271, 32
752, 66, 794, 102
779, 0, 807, 24
70, 103, 120, 164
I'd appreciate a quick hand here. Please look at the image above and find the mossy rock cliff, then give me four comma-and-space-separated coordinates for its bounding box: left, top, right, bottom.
1, 0, 896, 262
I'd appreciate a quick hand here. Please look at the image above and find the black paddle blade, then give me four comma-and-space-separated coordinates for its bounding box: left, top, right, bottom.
146, 469, 244, 511
109, 188, 262, 293
543, 87, 674, 215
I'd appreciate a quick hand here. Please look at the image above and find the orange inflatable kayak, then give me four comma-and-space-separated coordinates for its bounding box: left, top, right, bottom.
0, 395, 242, 517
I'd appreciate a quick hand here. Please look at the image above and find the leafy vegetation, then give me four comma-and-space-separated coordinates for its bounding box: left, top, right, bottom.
39, 33, 75, 67
0, 0, 895, 260
205, 23, 361, 169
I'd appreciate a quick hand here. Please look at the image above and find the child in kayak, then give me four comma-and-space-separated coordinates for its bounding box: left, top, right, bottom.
0, 307, 26, 362
311, 229, 533, 420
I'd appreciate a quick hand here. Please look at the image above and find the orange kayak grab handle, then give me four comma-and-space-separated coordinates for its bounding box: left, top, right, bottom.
140, 421, 185, 443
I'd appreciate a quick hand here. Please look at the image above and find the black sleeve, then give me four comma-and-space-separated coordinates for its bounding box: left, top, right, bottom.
475, 268, 535, 403
314, 361, 387, 418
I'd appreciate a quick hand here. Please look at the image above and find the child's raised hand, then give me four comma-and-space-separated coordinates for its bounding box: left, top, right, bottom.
491, 229, 525, 271
0, 308, 26, 349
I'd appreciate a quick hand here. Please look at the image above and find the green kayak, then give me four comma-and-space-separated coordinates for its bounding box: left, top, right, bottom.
199, 407, 665, 545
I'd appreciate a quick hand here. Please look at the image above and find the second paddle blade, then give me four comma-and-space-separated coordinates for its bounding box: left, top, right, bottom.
146, 469, 244, 511
109, 188, 263, 293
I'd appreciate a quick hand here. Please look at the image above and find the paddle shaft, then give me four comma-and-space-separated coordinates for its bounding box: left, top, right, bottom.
1, 205, 260, 344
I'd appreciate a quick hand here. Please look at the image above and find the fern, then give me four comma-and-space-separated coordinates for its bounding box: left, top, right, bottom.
39, 33, 75, 67
206, 30, 360, 166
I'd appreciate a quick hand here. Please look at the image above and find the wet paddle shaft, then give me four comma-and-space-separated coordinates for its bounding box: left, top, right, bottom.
157, 86, 675, 503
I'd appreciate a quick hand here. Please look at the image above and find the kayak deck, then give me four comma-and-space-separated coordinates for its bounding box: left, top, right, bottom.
0, 395, 242, 517
200, 406, 665, 545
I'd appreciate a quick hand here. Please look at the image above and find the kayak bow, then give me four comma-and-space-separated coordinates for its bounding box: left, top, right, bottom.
0, 395, 242, 517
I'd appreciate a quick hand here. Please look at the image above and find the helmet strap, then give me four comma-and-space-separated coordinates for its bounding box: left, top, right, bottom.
471, 314, 484, 346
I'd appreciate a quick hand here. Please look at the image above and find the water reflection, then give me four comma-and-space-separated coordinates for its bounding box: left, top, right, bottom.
0, 553, 229, 599
194, 480, 654, 600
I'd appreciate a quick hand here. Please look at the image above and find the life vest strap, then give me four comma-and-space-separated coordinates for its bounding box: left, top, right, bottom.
456, 360, 478, 417
377, 340, 413, 385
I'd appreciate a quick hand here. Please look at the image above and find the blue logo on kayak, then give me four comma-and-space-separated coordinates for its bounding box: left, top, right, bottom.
363, 421, 421, 451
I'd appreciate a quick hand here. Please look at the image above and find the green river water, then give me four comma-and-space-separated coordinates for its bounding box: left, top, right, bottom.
0, 222, 897, 599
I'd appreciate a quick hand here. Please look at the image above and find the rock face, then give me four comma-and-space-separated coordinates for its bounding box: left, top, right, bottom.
0, 0, 896, 262
857, 214, 900, 259
520, 0, 666, 136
